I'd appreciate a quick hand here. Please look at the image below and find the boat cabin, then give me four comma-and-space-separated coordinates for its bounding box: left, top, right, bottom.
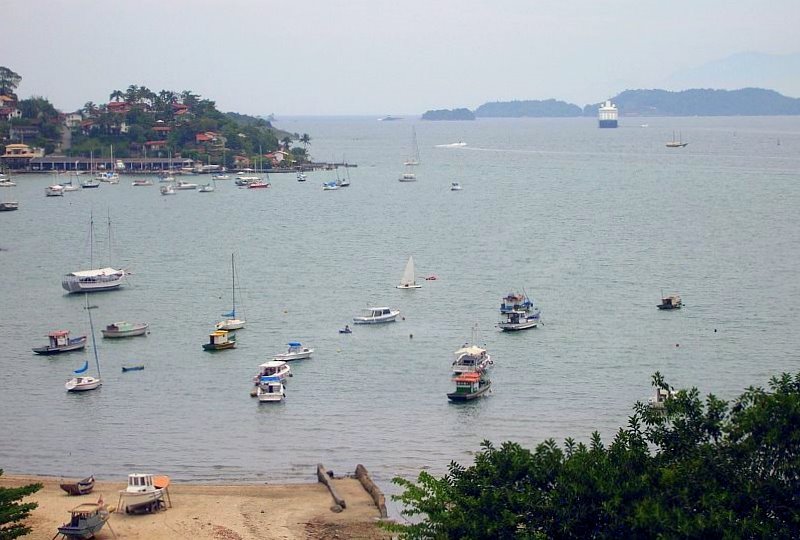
452, 373, 482, 395
48, 330, 72, 348
126, 473, 156, 493
500, 293, 533, 313
259, 376, 283, 391
363, 307, 392, 318
207, 330, 234, 347
256, 360, 290, 379
649, 388, 678, 409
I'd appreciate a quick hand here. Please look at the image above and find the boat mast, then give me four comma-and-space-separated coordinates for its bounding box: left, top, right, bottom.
85, 294, 101, 379
89, 211, 94, 269
231, 253, 236, 317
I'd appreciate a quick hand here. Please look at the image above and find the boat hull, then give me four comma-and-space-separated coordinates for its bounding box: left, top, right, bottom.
119, 489, 164, 513
62, 275, 124, 293
0, 202, 19, 211
396, 284, 422, 289
101, 323, 149, 338
203, 342, 236, 351
353, 311, 400, 324
32, 337, 87, 355
497, 320, 539, 331
60, 476, 95, 496
216, 319, 245, 331
65, 377, 102, 392
273, 350, 313, 362
447, 382, 492, 402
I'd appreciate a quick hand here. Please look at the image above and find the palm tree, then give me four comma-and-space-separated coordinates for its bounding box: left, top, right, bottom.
109, 90, 124, 103
83, 101, 97, 117
300, 133, 311, 149
280, 136, 292, 150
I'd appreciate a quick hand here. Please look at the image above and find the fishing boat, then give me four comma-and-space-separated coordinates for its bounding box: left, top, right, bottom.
396, 255, 422, 289
447, 372, 492, 402
666, 131, 688, 148
62, 214, 128, 293
216, 253, 246, 331
404, 126, 420, 166
101, 321, 149, 338
121, 365, 145, 372
32, 330, 87, 355
56, 500, 110, 539
45, 184, 65, 196
202, 329, 236, 351
175, 180, 198, 190
65, 296, 103, 392
59, 475, 95, 496
253, 360, 291, 384
398, 168, 416, 182
497, 309, 540, 331
160, 184, 176, 195
450, 182, 462, 191
353, 306, 400, 324
256, 376, 286, 402
500, 292, 535, 313
658, 294, 682, 310
118, 473, 168, 514
273, 342, 314, 362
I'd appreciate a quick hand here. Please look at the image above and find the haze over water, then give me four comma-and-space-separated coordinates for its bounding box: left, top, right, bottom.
1, 116, 798, 507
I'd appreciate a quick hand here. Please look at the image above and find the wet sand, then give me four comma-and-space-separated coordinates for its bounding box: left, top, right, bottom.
1, 474, 391, 539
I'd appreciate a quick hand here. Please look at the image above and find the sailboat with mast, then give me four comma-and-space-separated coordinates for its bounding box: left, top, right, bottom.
62, 212, 128, 293
215, 253, 246, 331
666, 131, 688, 148
65, 295, 103, 392
404, 127, 420, 166
396, 255, 422, 289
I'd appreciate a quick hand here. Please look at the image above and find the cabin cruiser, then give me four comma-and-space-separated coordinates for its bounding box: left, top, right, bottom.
273, 342, 314, 361
353, 306, 400, 324
452, 344, 493, 375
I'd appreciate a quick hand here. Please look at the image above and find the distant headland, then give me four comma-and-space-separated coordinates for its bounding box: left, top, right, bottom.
422, 88, 800, 119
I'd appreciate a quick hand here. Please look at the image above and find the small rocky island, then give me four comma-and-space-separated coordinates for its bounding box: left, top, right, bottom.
421, 108, 475, 121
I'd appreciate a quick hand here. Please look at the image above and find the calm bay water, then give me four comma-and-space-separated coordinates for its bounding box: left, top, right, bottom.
1, 116, 799, 507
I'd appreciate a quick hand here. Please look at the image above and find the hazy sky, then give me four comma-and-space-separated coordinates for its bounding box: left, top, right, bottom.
3, 0, 798, 116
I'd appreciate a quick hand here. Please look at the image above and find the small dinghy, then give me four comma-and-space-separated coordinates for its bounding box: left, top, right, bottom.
121, 365, 145, 372
339, 325, 352, 334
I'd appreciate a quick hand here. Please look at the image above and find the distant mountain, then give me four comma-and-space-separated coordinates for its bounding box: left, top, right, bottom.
583, 88, 800, 117
665, 52, 800, 98
422, 108, 475, 121
474, 99, 581, 118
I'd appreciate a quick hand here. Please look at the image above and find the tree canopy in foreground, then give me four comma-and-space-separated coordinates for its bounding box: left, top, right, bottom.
387, 372, 800, 539
0, 469, 42, 539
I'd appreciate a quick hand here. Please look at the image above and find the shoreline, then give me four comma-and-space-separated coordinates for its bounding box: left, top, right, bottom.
1, 472, 391, 540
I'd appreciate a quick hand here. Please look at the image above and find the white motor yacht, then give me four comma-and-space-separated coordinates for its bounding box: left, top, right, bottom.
353, 306, 400, 324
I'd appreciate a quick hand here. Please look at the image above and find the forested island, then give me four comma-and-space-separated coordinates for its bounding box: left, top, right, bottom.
421, 108, 475, 120
423, 87, 800, 119
0, 66, 310, 169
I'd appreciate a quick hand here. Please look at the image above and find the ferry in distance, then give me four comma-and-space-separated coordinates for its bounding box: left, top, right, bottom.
378, 115, 402, 121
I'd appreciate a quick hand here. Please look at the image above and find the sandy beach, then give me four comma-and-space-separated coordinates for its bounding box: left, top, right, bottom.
1, 473, 391, 539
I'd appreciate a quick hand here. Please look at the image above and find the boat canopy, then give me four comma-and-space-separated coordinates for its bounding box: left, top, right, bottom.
454, 345, 486, 356
260, 376, 282, 383
49, 330, 70, 337
454, 373, 481, 383
287, 341, 302, 347
68, 267, 123, 278
258, 360, 286, 369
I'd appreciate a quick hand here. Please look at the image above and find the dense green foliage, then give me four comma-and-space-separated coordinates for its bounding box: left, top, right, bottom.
422, 108, 476, 121
584, 88, 800, 117
474, 99, 582, 118
0, 67, 21, 96
387, 372, 800, 539
0, 470, 42, 539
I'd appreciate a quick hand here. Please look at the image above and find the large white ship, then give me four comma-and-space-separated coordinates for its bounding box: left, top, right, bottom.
598, 100, 618, 128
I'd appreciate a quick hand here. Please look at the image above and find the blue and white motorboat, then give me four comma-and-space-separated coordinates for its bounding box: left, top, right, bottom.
497, 309, 540, 331
499, 292, 535, 314
273, 342, 314, 361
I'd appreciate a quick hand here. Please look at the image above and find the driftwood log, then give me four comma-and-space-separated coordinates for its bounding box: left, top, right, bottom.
355, 464, 388, 518
316, 464, 346, 509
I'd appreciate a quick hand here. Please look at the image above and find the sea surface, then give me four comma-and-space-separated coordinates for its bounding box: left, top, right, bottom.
1, 116, 799, 511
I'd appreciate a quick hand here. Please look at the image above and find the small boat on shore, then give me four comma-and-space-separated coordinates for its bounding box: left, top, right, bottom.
657, 294, 682, 310
273, 342, 314, 362
447, 372, 491, 402
118, 473, 168, 514
56, 500, 110, 539
353, 306, 400, 324
256, 376, 286, 402
102, 321, 149, 338
60, 475, 95, 496
202, 329, 236, 351
32, 330, 87, 355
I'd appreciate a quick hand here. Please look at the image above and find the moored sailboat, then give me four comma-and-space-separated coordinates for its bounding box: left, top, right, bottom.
216, 253, 246, 331
65, 296, 103, 392
62, 213, 128, 293
396, 255, 422, 289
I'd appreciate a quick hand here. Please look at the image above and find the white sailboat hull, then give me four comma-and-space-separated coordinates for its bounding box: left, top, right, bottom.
65, 376, 102, 392
216, 319, 245, 331
396, 284, 422, 289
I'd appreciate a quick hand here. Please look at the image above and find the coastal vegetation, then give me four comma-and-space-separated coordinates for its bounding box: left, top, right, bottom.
0, 470, 42, 539
386, 372, 800, 539
421, 108, 475, 121
0, 66, 311, 168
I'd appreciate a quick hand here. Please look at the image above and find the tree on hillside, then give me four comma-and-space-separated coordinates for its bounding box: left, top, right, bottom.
83, 101, 97, 117
0, 66, 21, 97
0, 469, 42, 539
280, 136, 292, 150
387, 372, 800, 539
300, 133, 311, 149
109, 90, 124, 102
